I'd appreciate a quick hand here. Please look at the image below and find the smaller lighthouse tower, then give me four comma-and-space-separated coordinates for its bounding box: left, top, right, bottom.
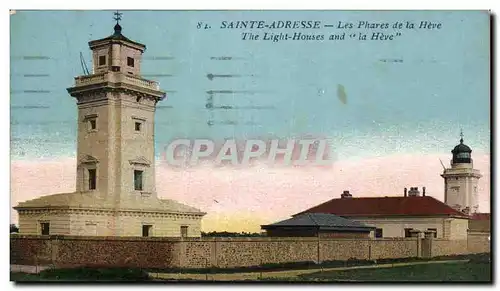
441, 130, 482, 214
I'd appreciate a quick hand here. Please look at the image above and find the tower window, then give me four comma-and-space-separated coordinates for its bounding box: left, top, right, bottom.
135, 122, 142, 131
142, 225, 152, 237
99, 55, 106, 66
375, 228, 383, 238
88, 119, 97, 131
88, 169, 96, 190
127, 57, 135, 67
134, 170, 144, 191
40, 222, 50, 235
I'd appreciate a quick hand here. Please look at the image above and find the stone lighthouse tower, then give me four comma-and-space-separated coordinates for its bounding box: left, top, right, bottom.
67, 14, 164, 207
441, 131, 482, 215
14, 13, 205, 237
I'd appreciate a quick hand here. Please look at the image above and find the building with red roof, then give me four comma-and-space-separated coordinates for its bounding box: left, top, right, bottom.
295, 188, 470, 240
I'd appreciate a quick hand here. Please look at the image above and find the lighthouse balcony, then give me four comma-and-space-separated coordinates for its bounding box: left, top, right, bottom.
442, 167, 482, 177
73, 71, 160, 91
68, 71, 166, 100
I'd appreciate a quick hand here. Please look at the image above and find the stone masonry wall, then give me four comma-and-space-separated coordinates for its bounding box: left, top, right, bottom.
11, 233, 490, 269
467, 231, 490, 254
320, 239, 371, 261
369, 238, 419, 259
430, 239, 468, 257
11, 235, 179, 269
181, 237, 320, 268
10, 236, 52, 265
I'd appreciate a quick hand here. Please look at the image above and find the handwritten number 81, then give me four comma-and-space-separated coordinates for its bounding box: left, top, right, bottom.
197, 22, 210, 29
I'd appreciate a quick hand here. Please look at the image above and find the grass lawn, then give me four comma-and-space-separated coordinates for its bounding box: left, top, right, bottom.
11, 254, 491, 282
298, 261, 492, 282
11, 267, 151, 282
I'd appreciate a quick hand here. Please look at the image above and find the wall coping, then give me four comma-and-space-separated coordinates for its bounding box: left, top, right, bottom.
467, 231, 490, 235
10, 234, 183, 242
10, 234, 420, 243
430, 238, 468, 242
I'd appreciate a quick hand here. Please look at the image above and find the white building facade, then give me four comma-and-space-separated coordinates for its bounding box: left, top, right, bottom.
354, 215, 469, 240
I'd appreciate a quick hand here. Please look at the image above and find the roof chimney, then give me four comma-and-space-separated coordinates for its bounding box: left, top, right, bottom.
423, 187, 426, 196
404, 187, 408, 197
341, 190, 352, 199
408, 187, 421, 197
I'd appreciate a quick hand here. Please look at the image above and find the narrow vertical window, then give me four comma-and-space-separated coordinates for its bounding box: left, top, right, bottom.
135, 122, 141, 132
88, 119, 97, 131
375, 228, 383, 238
88, 169, 96, 190
134, 170, 143, 191
99, 55, 106, 66
40, 222, 50, 235
85, 115, 98, 131
127, 57, 135, 67
142, 225, 152, 237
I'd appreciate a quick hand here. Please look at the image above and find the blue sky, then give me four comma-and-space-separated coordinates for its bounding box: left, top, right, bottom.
10, 10, 490, 160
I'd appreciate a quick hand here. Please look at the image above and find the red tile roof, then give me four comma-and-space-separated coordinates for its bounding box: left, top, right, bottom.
295, 196, 469, 218
471, 213, 491, 220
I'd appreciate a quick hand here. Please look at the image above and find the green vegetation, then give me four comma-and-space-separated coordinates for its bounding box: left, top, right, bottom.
297, 260, 491, 282
144, 253, 485, 274
150, 259, 492, 282
146, 258, 377, 274
11, 253, 491, 282
11, 267, 150, 282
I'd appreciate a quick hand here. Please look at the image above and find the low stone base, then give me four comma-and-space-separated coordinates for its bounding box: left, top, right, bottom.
17, 208, 203, 237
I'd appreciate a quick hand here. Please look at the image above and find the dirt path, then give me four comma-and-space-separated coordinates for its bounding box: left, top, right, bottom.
148, 259, 470, 281
10, 259, 470, 280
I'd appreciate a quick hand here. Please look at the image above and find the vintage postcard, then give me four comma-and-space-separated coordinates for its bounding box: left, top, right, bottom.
10, 10, 491, 282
